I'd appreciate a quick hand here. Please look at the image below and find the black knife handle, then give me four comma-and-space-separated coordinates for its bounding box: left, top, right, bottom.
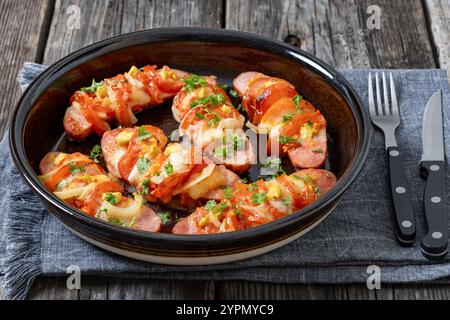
387, 147, 416, 245
420, 160, 448, 260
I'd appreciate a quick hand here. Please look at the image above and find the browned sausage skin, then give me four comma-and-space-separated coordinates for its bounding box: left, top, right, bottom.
234, 71, 328, 169
63, 65, 190, 141
173, 169, 337, 234
38, 151, 162, 232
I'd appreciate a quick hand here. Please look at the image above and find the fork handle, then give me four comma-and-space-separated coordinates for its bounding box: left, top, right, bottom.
387, 146, 416, 245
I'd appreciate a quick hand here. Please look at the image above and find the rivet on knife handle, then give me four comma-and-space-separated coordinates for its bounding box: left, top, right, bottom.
387, 146, 416, 245
420, 161, 448, 260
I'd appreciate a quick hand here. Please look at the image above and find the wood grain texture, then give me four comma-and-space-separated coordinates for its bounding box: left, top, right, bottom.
424, 0, 450, 76
226, 0, 436, 69
43, 0, 223, 65
0, 0, 53, 137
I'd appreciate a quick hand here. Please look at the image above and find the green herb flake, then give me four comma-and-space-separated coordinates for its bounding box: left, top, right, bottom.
104, 192, 118, 205
281, 197, 292, 206
191, 94, 226, 109
205, 200, 217, 211
138, 126, 153, 141
312, 148, 324, 153
229, 89, 239, 98
158, 212, 171, 225
233, 207, 242, 218
208, 114, 222, 127
279, 135, 300, 145
164, 162, 174, 176
282, 113, 294, 123
195, 112, 205, 119
137, 157, 150, 174
248, 182, 258, 192
108, 217, 124, 226
313, 186, 321, 195
96, 208, 108, 218
183, 74, 208, 93
223, 186, 233, 199
306, 121, 314, 128
141, 178, 150, 195
293, 95, 303, 112
236, 104, 244, 112
239, 178, 248, 184
90, 144, 102, 163
68, 162, 86, 175
81, 79, 103, 93
215, 203, 229, 214
214, 147, 228, 158
252, 192, 267, 205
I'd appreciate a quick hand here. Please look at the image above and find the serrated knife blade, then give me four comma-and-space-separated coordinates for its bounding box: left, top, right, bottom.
421, 90, 444, 162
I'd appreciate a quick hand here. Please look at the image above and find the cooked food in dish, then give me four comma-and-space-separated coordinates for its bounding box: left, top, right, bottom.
101, 124, 239, 204
234, 72, 327, 169
39, 151, 162, 232
173, 169, 336, 234
64, 65, 189, 140
172, 74, 255, 173
40, 66, 337, 235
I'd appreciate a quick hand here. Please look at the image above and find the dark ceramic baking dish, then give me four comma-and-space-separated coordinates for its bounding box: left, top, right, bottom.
10, 28, 370, 264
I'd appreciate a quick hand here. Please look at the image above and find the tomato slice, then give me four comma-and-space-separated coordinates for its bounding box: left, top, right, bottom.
83, 180, 124, 216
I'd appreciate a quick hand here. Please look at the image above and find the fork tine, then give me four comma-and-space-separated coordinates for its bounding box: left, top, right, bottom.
382, 72, 390, 115
389, 73, 399, 118
368, 73, 376, 117
375, 73, 383, 115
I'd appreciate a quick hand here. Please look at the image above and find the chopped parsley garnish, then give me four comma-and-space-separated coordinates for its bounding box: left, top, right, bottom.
108, 217, 124, 226
281, 197, 292, 206
239, 178, 248, 184
282, 113, 294, 123
233, 207, 242, 218
293, 95, 303, 112
279, 135, 300, 145
306, 121, 314, 128
164, 162, 174, 175
81, 79, 103, 93
141, 178, 150, 195
138, 126, 153, 141
195, 112, 205, 119
215, 202, 229, 214
96, 208, 108, 218
191, 93, 226, 109
104, 192, 118, 205
229, 89, 239, 98
223, 186, 233, 199
68, 162, 86, 175
208, 113, 222, 127
90, 144, 102, 163
252, 192, 267, 205
294, 174, 314, 186
205, 200, 217, 211
183, 74, 208, 93
236, 104, 244, 112
314, 186, 321, 195
248, 182, 258, 192
137, 157, 150, 174
312, 148, 324, 153
157, 212, 171, 225
219, 84, 229, 91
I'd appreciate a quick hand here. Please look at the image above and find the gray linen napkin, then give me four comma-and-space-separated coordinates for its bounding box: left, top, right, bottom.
0, 63, 449, 300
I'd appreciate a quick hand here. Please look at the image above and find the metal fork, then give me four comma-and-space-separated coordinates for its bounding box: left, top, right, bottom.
368, 72, 416, 245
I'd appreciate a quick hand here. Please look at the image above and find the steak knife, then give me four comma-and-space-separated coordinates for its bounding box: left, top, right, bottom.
420, 89, 448, 260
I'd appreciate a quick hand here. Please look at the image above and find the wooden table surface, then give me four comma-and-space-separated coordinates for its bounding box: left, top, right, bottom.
1, 0, 449, 300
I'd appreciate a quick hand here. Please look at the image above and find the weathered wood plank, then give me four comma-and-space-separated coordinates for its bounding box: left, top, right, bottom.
424, 0, 450, 77
0, 0, 53, 137
107, 278, 214, 300
226, 0, 436, 69
217, 282, 450, 300
27, 277, 79, 300
43, 0, 223, 65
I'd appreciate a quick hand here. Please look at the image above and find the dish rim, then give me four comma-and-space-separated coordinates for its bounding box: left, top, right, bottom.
9, 27, 371, 245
